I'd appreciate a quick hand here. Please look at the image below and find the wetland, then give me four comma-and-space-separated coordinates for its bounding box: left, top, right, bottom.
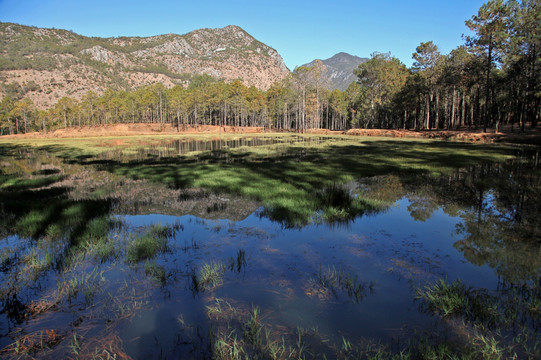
0, 134, 539, 359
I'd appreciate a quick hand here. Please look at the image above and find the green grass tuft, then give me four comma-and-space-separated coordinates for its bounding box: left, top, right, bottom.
127, 224, 171, 263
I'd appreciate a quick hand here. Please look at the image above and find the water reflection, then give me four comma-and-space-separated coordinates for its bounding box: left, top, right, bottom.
100, 135, 336, 161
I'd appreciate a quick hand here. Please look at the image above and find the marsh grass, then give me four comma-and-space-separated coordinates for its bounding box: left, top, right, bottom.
84, 237, 119, 263
192, 262, 226, 293
126, 224, 172, 263
243, 306, 263, 347
144, 260, 167, 284
416, 278, 541, 359
416, 278, 501, 325
315, 265, 375, 303
56, 268, 105, 304
2, 135, 516, 228
0, 136, 535, 359
204, 299, 314, 359
228, 249, 247, 273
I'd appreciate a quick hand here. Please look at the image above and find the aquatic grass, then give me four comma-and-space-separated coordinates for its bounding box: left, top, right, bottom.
19, 247, 56, 283
205, 299, 310, 360
417, 278, 471, 318
84, 237, 119, 263
56, 268, 105, 304
70, 333, 82, 357
243, 306, 263, 347
315, 265, 374, 303
206, 298, 237, 321
126, 225, 170, 263
212, 331, 245, 360
416, 278, 541, 358
106, 290, 149, 321
416, 278, 503, 326
144, 260, 167, 284
192, 262, 226, 292
228, 249, 247, 273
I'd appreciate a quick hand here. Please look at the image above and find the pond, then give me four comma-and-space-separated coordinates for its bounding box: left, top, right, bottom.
0, 137, 539, 359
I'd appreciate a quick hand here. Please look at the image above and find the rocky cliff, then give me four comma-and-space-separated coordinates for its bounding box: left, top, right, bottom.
0, 22, 290, 108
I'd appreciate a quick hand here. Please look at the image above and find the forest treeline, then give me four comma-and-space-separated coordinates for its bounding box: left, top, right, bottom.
0, 0, 539, 135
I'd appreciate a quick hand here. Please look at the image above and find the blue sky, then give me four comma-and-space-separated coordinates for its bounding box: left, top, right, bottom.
0, 0, 487, 69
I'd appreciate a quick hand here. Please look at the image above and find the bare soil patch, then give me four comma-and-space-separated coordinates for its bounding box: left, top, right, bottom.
2, 123, 540, 144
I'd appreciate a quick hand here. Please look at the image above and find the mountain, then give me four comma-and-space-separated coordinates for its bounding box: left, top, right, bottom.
0, 22, 290, 108
302, 52, 368, 91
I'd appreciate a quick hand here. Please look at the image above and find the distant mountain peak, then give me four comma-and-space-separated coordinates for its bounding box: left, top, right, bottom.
302, 52, 368, 91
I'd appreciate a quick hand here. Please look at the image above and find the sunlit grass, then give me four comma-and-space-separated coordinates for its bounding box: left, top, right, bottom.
191, 262, 226, 293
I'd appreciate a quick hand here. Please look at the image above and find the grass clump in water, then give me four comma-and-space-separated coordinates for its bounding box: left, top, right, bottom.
416, 278, 541, 359
191, 262, 226, 293
84, 237, 118, 263
243, 306, 263, 347
127, 224, 171, 263
56, 268, 105, 304
416, 278, 499, 324
144, 260, 167, 284
416, 278, 471, 318
315, 265, 375, 303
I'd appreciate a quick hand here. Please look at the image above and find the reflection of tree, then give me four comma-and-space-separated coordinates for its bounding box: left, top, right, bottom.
396, 156, 540, 283
406, 185, 440, 222
449, 159, 541, 283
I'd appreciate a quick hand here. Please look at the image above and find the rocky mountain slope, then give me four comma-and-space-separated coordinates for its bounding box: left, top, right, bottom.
0, 22, 290, 108
303, 52, 368, 91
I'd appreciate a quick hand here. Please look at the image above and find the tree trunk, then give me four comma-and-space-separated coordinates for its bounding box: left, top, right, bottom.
425, 94, 430, 130
484, 35, 493, 133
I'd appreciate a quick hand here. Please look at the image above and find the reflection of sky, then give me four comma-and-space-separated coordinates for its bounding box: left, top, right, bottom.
116, 191, 500, 346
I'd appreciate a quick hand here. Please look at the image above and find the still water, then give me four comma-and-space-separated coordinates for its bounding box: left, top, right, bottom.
0, 140, 539, 358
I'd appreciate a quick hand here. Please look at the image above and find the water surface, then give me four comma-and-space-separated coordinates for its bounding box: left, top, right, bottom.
0, 139, 539, 358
